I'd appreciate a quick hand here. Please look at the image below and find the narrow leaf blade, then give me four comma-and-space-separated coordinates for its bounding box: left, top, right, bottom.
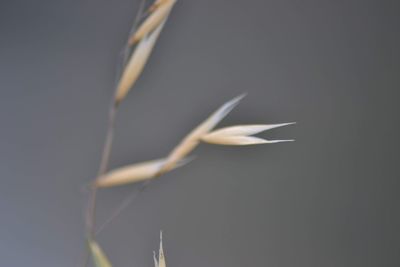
89, 241, 112, 267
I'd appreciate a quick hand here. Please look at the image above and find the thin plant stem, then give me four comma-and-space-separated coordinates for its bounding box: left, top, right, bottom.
80, 1, 148, 266
86, 102, 117, 235
81, 102, 117, 267
95, 180, 151, 236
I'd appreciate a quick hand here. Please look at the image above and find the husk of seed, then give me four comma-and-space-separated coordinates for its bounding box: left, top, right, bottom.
89, 240, 112, 267
96, 157, 190, 188
204, 123, 295, 137
149, 0, 169, 13
157, 94, 246, 174
201, 123, 295, 145
115, 20, 167, 104
202, 135, 293, 145
129, 0, 176, 45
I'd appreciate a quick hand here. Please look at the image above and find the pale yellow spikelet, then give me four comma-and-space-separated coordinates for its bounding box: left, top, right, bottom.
148, 0, 169, 13
96, 158, 166, 187
157, 94, 246, 174
201, 123, 295, 145
204, 123, 295, 137
89, 240, 112, 267
202, 135, 271, 145
115, 20, 167, 104
129, 0, 176, 45
96, 157, 191, 187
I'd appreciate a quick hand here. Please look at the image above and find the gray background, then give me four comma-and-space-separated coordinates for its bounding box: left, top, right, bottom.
0, 0, 399, 266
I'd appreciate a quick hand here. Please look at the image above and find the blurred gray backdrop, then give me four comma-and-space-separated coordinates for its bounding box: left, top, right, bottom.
0, 0, 399, 266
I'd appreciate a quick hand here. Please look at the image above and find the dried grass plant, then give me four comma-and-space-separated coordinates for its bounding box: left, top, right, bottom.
82, 0, 294, 266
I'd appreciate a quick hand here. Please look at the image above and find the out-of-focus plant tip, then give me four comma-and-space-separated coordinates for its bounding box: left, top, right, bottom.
88, 232, 167, 267
89, 240, 112, 267
154, 231, 167, 267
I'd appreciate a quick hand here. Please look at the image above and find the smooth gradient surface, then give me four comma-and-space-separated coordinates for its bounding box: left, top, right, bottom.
0, 0, 399, 266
